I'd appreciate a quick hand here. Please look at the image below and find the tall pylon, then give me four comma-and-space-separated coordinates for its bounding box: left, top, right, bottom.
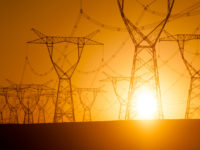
28, 29, 103, 122
76, 87, 103, 121
101, 72, 130, 120
117, 0, 174, 120
160, 33, 200, 119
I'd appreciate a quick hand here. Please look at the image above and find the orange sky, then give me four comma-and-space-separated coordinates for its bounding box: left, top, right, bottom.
0, 0, 200, 122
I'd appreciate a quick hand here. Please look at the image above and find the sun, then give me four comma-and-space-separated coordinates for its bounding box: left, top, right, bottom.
135, 89, 157, 120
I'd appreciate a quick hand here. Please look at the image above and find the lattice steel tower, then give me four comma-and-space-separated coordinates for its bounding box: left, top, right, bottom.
160, 33, 200, 119
0, 89, 7, 123
3, 87, 20, 124
28, 29, 103, 122
117, 0, 174, 119
101, 73, 130, 120
76, 87, 103, 121
37, 91, 54, 123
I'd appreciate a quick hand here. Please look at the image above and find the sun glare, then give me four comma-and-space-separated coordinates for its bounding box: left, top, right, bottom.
136, 90, 157, 120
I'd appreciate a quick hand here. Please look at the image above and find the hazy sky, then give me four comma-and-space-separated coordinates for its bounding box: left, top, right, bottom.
0, 0, 200, 121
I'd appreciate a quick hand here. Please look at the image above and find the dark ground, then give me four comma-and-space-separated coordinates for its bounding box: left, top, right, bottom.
0, 120, 200, 150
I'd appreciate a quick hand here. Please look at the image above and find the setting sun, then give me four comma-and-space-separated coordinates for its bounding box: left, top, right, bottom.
136, 90, 158, 120
1, 0, 200, 149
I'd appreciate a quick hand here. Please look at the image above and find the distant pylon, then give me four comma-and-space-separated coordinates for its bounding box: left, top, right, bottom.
28, 29, 103, 122
37, 86, 55, 123
3, 88, 20, 124
0, 92, 7, 124
101, 72, 130, 120
37, 95, 50, 123
117, 0, 174, 120
14, 85, 36, 124
160, 33, 200, 119
76, 87, 103, 121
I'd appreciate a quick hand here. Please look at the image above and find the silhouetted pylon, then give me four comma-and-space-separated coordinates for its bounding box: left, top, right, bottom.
160, 32, 200, 119
13, 84, 38, 124
0, 91, 7, 123
28, 29, 103, 122
37, 86, 55, 123
3, 87, 20, 124
76, 87, 103, 121
37, 95, 50, 123
101, 72, 130, 120
117, 0, 174, 119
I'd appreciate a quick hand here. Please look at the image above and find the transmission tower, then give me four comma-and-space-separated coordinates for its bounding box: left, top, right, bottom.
160, 33, 200, 119
15, 86, 32, 124
12, 84, 37, 124
37, 95, 49, 123
117, 0, 174, 120
28, 28, 103, 122
101, 72, 130, 120
37, 87, 55, 123
76, 87, 103, 121
2, 87, 20, 124
0, 89, 7, 123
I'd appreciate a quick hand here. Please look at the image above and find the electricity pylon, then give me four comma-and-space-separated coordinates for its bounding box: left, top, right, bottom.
37, 86, 55, 123
160, 33, 200, 119
3, 87, 20, 124
17, 84, 52, 124
76, 87, 103, 121
117, 0, 174, 120
15, 85, 35, 124
4, 83, 33, 123
37, 95, 50, 123
28, 29, 103, 122
0, 90, 7, 123
101, 72, 130, 120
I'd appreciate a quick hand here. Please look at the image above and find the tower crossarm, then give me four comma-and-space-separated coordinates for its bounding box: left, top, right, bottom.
176, 34, 200, 41
160, 33, 200, 76
27, 28, 103, 46
101, 72, 130, 82
27, 36, 103, 45
160, 34, 200, 42
75, 87, 106, 93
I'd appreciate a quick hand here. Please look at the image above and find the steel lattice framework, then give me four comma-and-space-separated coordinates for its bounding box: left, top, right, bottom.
117, 0, 174, 120
28, 29, 103, 122
75, 87, 103, 121
0, 84, 55, 124
0, 89, 7, 123
160, 33, 200, 119
101, 72, 130, 120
